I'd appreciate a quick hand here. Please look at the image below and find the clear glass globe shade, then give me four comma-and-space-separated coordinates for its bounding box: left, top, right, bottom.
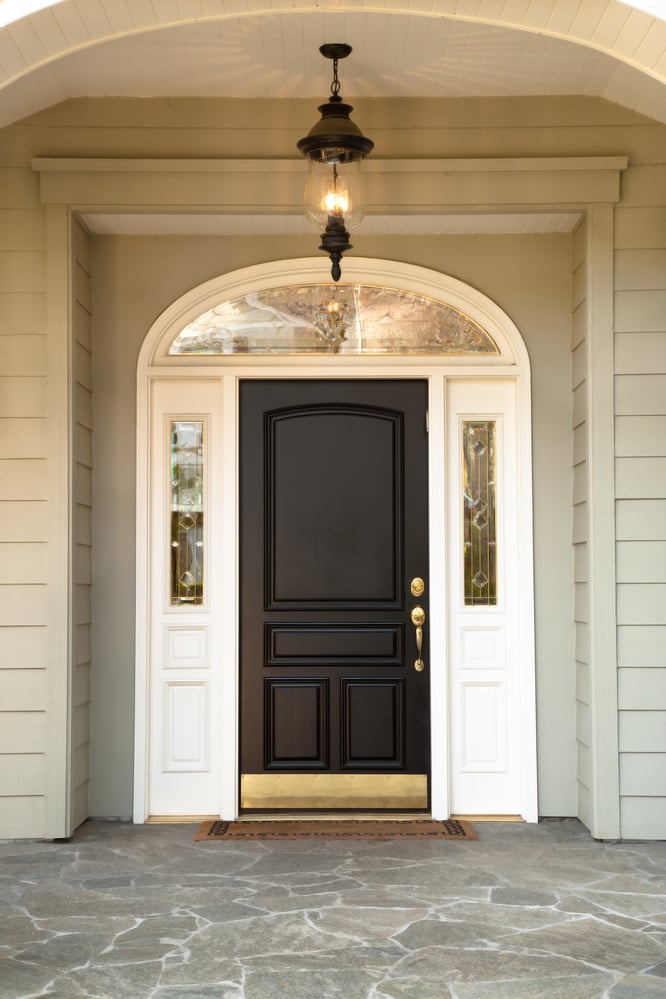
303, 158, 366, 231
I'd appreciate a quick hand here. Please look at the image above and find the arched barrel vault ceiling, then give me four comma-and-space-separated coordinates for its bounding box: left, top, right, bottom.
0, 0, 665, 127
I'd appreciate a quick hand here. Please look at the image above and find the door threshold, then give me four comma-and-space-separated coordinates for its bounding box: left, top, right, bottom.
237, 811, 433, 822
452, 813, 524, 823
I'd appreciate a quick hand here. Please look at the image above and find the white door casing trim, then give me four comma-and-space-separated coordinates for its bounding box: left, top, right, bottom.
134, 257, 537, 822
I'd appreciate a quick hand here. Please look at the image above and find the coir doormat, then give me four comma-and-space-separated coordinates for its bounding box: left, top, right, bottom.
194, 818, 477, 841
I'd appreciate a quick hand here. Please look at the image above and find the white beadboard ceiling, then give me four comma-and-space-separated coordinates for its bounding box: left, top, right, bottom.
0, 2, 665, 127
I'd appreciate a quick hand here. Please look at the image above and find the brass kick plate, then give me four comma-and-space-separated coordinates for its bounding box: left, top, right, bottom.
241, 773, 428, 810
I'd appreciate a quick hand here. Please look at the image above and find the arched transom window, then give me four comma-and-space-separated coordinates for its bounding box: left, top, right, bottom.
168, 283, 499, 356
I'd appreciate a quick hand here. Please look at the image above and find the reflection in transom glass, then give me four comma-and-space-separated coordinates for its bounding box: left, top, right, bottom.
168, 285, 499, 355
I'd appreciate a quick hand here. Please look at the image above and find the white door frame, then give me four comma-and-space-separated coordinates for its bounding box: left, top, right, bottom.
134, 257, 536, 823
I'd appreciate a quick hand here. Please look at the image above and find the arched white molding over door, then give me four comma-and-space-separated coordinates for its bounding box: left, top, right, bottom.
135, 257, 536, 824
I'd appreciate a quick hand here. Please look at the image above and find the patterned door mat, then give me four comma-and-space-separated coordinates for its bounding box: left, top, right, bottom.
194, 819, 477, 841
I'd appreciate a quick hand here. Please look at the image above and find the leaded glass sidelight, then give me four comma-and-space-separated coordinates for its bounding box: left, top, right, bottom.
170, 421, 204, 605
463, 421, 497, 606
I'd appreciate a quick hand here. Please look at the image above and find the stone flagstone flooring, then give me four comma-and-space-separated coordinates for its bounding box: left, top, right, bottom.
1, 818, 665, 998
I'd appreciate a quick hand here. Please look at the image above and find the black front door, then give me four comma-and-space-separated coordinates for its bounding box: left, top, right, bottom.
239, 380, 430, 810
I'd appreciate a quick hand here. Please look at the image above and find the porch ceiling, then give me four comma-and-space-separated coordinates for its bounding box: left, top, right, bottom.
1, 1, 665, 128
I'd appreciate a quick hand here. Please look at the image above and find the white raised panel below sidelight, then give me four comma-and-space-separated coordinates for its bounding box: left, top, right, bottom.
461, 627, 504, 668
461, 682, 507, 772
162, 681, 209, 772
164, 626, 209, 668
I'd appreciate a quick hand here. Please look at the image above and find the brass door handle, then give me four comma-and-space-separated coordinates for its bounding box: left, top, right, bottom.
411, 605, 426, 672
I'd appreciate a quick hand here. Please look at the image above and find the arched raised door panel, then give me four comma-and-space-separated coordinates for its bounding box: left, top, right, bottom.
135, 258, 536, 823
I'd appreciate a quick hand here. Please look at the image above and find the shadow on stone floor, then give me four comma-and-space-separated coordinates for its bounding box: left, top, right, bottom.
1, 818, 665, 999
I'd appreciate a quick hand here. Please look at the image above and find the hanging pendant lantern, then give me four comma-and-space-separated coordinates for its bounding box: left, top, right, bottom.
297, 44, 374, 282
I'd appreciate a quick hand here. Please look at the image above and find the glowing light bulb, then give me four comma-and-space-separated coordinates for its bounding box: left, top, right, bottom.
323, 191, 348, 215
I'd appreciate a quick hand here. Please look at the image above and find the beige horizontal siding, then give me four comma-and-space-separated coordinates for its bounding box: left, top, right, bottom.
0, 377, 47, 417
616, 499, 666, 540
0, 754, 45, 796
617, 583, 666, 626
0, 668, 46, 710
616, 458, 666, 498
0, 501, 47, 542
615, 333, 666, 374
615, 206, 666, 249
0, 711, 45, 752
0, 585, 46, 626
0, 543, 47, 583
71, 216, 91, 831
75, 462, 92, 506
576, 661, 590, 703
617, 541, 666, 583
615, 417, 666, 457
619, 711, 666, 752
620, 754, 666, 796
615, 291, 666, 333
0, 795, 45, 838
0, 293, 45, 332
0, 250, 44, 291
618, 626, 666, 667
615, 375, 666, 415
0, 418, 47, 458
0, 334, 46, 375
0, 459, 46, 500
619, 668, 666, 709
0, 626, 47, 668
620, 797, 666, 840
0, 210, 44, 251
614, 249, 666, 291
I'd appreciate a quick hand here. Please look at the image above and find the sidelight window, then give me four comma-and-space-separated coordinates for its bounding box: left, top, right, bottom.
169, 420, 204, 605
462, 421, 497, 606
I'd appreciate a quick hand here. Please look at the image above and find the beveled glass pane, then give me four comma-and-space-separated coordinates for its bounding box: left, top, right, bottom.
463, 421, 497, 606
169, 284, 499, 355
170, 421, 204, 606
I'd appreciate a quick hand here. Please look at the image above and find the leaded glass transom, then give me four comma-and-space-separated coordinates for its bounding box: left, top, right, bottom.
168, 284, 499, 355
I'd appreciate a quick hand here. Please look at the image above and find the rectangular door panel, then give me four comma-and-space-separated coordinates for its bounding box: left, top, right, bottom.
266, 624, 403, 666
341, 679, 405, 768
265, 679, 328, 769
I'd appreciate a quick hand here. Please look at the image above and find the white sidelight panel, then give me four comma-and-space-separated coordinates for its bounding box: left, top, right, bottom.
447, 379, 531, 817
144, 379, 224, 817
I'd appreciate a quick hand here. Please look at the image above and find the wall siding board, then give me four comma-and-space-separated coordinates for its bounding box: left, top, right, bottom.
616, 541, 666, 582
0, 754, 45, 796
0, 543, 48, 584
620, 754, 666, 796
0, 419, 47, 458
615, 417, 666, 457
0, 712, 45, 752
619, 711, 666, 752
618, 626, 666, 667
620, 797, 666, 839
0, 626, 47, 668
615, 333, 666, 374
616, 500, 666, 540
615, 375, 666, 415
616, 458, 666, 498
614, 249, 666, 291
0, 796, 45, 838
0, 459, 46, 500
619, 667, 666, 709
617, 584, 666, 626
